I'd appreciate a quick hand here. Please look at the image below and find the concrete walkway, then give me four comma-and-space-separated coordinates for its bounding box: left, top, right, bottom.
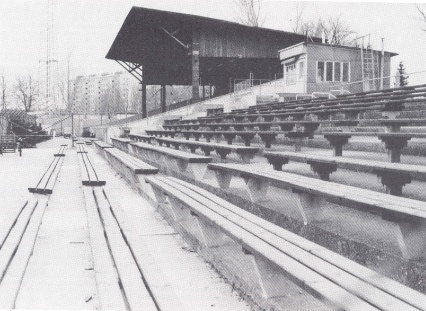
15, 145, 98, 309
1, 138, 253, 310
93, 144, 253, 311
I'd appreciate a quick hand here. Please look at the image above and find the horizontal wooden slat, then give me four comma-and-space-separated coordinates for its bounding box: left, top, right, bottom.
146, 176, 400, 311
156, 137, 259, 152
208, 163, 426, 219
166, 176, 426, 310
94, 141, 113, 149
264, 151, 426, 176
131, 141, 212, 163
105, 148, 158, 174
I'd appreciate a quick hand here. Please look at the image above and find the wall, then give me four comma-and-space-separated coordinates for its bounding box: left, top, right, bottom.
227, 78, 289, 111
93, 79, 289, 142
306, 44, 362, 93
306, 44, 393, 94
281, 55, 308, 94
199, 28, 304, 58
93, 98, 224, 143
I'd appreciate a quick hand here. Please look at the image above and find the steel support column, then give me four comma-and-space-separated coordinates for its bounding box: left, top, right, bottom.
116, 60, 147, 119
141, 83, 147, 119
161, 85, 166, 113
192, 31, 200, 101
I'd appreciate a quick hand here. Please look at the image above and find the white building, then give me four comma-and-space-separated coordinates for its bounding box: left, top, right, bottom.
71, 72, 138, 116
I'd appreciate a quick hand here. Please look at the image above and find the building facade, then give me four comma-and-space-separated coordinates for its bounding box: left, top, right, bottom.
71, 72, 138, 116
279, 42, 397, 95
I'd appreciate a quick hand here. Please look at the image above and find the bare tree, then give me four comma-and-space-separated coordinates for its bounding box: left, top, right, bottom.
57, 74, 68, 112
14, 75, 38, 112
1, 72, 7, 110
233, 0, 265, 27
292, 3, 311, 34
129, 84, 141, 113
292, 11, 355, 45
325, 17, 355, 45
416, 4, 426, 31
100, 88, 114, 119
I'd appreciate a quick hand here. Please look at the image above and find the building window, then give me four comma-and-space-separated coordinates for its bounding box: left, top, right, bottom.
342, 62, 350, 82
334, 62, 341, 82
317, 61, 350, 83
286, 64, 295, 72
299, 61, 305, 79
286, 63, 296, 85
326, 62, 333, 82
317, 62, 325, 82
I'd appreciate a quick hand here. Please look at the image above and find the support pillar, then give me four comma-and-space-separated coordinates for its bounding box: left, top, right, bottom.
258, 132, 277, 149
192, 31, 200, 101
293, 190, 327, 225
376, 170, 411, 196
286, 131, 309, 152
161, 85, 166, 113
324, 134, 351, 157
243, 249, 290, 299
265, 155, 289, 171
243, 177, 270, 203
307, 161, 338, 181
141, 83, 147, 119
378, 135, 411, 163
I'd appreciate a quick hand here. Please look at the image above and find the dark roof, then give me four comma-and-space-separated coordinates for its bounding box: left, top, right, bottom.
106, 7, 316, 86
106, 7, 309, 62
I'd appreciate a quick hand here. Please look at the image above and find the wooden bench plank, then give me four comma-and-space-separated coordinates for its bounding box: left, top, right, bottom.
131, 141, 211, 163
208, 163, 426, 217
131, 141, 211, 180
105, 148, 159, 175
165, 176, 426, 311
128, 134, 154, 144
110, 137, 132, 152
323, 132, 426, 161
28, 155, 65, 195
146, 175, 422, 311
207, 163, 426, 259
91, 188, 159, 311
155, 137, 259, 163
77, 145, 105, 186
94, 140, 113, 149
264, 151, 426, 175
263, 151, 426, 195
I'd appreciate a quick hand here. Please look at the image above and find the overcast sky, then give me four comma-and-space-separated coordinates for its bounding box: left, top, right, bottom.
1, 0, 426, 84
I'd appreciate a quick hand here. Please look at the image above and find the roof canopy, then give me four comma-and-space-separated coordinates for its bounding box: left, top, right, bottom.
106, 7, 314, 87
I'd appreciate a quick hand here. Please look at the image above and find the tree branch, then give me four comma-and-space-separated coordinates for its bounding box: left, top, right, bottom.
416, 4, 426, 31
